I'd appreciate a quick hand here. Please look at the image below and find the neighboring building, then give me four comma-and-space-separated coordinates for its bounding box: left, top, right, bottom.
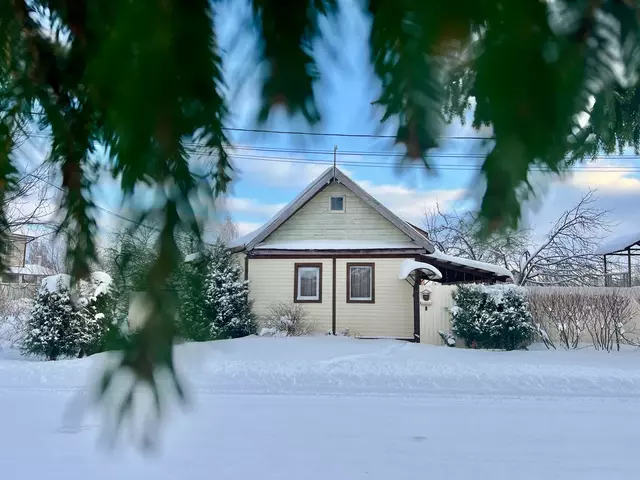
225, 167, 511, 343
1, 233, 54, 284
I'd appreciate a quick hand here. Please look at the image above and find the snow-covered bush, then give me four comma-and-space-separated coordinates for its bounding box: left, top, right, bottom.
205, 242, 255, 339
451, 284, 536, 350
438, 330, 456, 347
174, 242, 255, 340
21, 272, 115, 359
262, 302, 314, 337
174, 253, 210, 341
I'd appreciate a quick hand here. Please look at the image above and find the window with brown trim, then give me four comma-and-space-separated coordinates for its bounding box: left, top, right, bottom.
294, 263, 323, 303
347, 262, 375, 303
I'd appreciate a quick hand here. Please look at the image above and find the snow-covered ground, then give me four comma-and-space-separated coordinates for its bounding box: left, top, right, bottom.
1, 336, 639, 479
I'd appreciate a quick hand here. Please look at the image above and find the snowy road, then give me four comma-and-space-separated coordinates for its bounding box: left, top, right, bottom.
0, 391, 637, 479
1, 337, 639, 479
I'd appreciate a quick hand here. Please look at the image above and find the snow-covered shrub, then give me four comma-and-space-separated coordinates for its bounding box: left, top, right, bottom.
204, 242, 255, 339
451, 284, 535, 350
262, 302, 314, 337
21, 272, 115, 359
173, 242, 255, 341
438, 330, 456, 347
173, 253, 210, 341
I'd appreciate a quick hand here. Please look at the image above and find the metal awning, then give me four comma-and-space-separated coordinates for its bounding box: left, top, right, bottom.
398, 259, 442, 281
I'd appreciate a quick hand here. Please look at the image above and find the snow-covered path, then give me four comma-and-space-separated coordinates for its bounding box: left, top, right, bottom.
0, 337, 639, 479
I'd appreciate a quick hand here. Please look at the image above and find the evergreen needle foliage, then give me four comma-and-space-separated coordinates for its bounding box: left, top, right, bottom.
2, 0, 640, 440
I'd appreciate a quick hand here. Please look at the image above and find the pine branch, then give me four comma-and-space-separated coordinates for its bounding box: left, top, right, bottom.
251, 0, 337, 124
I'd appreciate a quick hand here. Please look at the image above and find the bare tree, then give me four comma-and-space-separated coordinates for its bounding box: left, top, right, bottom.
25, 235, 66, 273
516, 190, 612, 286
424, 203, 530, 274
217, 214, 239, 244
5, 163, 58, 236
424, 190, 612, 286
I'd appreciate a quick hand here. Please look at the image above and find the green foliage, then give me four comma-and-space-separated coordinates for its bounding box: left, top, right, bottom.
204, 241, 256, 339
451, 284, 536, 350
174, 242, 255, 341
21, 273, 115, 359
173, 253, 211, 341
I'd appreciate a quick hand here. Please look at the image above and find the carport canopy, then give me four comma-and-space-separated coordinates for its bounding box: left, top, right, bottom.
595, 231, 640, 286
398, 259, 442, 281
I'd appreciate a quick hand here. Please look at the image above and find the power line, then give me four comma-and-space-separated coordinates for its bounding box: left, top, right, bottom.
219, 126, 493, 140
218, 152, 640, 173
18, 128, 640, 163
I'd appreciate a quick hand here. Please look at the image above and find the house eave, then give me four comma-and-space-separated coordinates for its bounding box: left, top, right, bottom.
248, 248, 426, 258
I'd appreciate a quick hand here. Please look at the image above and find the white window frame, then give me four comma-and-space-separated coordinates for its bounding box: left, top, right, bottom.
295, 264, 322, 302
329, 195, 346, 213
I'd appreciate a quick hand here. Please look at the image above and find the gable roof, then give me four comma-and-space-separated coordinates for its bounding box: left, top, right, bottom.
231, 167, 434, 253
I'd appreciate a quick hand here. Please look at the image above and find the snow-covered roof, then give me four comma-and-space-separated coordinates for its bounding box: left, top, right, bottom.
8, 264, 55, 276
229, 167, 434, 253
398, 259, 442, 281
184, 252, 202, 263
425, 250, 513, 279
595, 232, 640, 255
41, 271, 112, 294
255, 240, 422, 250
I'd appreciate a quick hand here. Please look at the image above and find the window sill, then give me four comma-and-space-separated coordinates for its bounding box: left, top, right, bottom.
294, 298, 323, 304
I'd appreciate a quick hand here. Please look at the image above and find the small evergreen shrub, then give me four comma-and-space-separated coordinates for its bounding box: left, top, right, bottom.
22, 272, 115, 360
174, 253, 210, 341
204, 242, 256, 339
451, 284, 535, 350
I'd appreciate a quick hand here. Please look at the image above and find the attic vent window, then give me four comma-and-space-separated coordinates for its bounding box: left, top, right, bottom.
330, 196, 345, 212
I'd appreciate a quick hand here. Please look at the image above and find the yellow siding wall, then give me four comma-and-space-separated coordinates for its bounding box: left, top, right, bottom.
247, 256, 414, 339
248, 257, 334, 333
264, 183, 411, 243
335, 258, 414, 339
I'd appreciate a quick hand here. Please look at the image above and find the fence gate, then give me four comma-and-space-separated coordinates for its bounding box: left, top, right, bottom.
419, 284, 456, 345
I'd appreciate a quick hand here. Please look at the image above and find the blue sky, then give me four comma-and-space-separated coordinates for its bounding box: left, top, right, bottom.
16, 0, 640, 248
207, 0, 640, 243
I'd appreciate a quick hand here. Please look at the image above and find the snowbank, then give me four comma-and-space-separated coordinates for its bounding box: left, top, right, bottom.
2, 336, 640, 399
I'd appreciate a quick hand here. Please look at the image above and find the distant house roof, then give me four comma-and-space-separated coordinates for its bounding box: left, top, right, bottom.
8, 264, 55, 276
595, 231, 640, 255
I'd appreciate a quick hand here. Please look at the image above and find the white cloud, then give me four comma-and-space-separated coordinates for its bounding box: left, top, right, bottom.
228, 154, 332, 189
521, 161, 640, 243
216, 196, 285, 217
356, 179, 465, 224
236, 221, 263, 237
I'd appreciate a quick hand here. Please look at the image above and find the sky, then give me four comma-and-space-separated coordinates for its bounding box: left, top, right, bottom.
206, 0, 640, 244
13, 0, 640, 252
